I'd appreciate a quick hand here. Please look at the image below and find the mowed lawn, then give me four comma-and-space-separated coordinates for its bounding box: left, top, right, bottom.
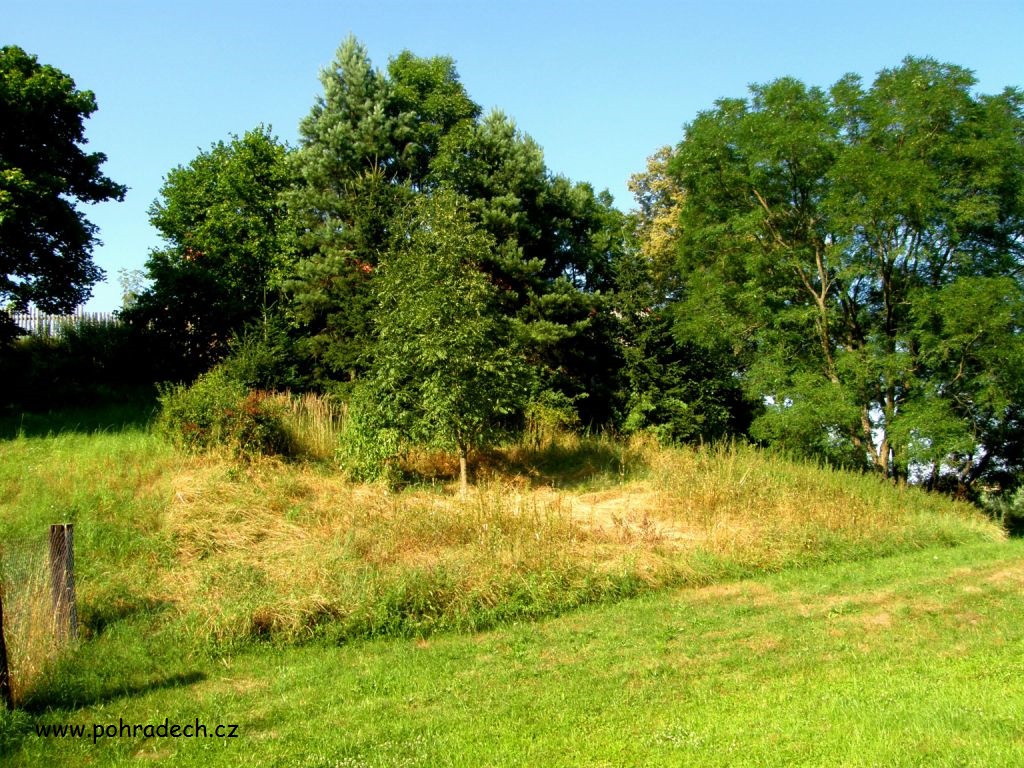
5, 539, 1023, 767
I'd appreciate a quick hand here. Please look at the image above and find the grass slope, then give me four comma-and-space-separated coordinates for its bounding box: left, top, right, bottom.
0, 417, 1000, 657
0, 409, 1015, 764
3, 540, 1022, 766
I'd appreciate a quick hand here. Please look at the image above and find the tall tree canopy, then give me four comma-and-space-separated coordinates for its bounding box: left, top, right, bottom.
0, 45, 125, 316
285, 37, 626, 423
615, 146, 758, 443
127, 127, 293, 378
283, 36, 479, 383
668, 57, 1024, 494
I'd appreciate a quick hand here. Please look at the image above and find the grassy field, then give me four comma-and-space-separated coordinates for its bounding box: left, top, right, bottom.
3, 540, 1022, 766
0, 406, 1019, 764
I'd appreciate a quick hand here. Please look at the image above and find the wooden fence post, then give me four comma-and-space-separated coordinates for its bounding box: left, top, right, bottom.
0, 587, 12, 709
49, 524, 78, 643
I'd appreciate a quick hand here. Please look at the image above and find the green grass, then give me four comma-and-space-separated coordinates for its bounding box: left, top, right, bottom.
0, 423, 999, 654
3, 540, 1022, 766
0, 408, 1017, 764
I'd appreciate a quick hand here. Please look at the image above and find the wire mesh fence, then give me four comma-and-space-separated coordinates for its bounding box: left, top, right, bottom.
0, 526, 74, 704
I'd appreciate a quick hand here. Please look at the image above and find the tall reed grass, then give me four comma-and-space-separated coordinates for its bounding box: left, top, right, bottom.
274, 392, 346, 462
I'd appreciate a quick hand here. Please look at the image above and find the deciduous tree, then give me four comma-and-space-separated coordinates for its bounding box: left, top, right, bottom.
364, 189, 530, 492
669, 57, 1024, 494
127, 127, 292, 378
0, 45, 125, 315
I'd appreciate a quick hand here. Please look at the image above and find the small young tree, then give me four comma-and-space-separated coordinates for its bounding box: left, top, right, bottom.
366, 189, 529, 492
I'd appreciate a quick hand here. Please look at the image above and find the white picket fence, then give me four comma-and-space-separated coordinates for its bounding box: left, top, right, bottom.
6, 309, 120, 338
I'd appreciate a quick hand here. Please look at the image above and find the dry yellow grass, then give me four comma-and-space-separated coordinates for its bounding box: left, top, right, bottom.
144, 439, 999, 643
1, 534, 63, 703
273, 392, 346, 461
1, 425, 999, 662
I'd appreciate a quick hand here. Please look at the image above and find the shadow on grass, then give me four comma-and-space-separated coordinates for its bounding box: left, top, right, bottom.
481, 438, 648, 490
0, 669, 207, 754
394, 437, 644, 491
78, 596, 177, 640
1003, 515, 1024, 538
19, 670, 207, 714
0, 396, 158, 440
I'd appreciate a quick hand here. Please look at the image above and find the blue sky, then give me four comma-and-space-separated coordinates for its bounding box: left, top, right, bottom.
6, 0, 1024, 310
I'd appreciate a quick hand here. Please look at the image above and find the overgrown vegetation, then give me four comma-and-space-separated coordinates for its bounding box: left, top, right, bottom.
6, 43, 1023, 508
2, 38, 1023, 764
0, 412, 1003, 711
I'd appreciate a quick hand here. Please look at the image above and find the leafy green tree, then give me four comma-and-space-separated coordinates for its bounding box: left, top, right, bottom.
431, 111, 626, 423
286, 38, 626, 424
363, 189, 530, 492
628, 146, 686, 292
669, 57, 1024, 493
0, 45, 125, 315
387, 50, 481, 186
126, 127, 293, 379
284, 37, 481, 385
613, 246, 756, 443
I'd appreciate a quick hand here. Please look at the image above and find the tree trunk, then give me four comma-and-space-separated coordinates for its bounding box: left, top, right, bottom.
459, 445, 468, 497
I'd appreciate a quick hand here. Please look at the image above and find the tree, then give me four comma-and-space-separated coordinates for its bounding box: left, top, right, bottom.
126, 127, 293, 379
431, 111, 626, 423
284, 37, 475, 384
628, 146, 686, 291
0, 45, 125, 314
669, 57, 1024, 494
364, 189, 530, 492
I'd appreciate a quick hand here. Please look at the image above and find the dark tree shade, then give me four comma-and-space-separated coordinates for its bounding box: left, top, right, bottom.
0, 46, 125, 313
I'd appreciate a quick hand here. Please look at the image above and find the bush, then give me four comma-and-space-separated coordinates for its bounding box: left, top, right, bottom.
337, 386, 403, 483
524, 390, 581, 447
156, 366, 289, 458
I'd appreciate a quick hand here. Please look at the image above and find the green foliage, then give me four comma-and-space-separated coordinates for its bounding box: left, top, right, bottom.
0, 46, 126, 313
218, 322, 306, 393
612, 236, 756, 444
433, 112, 627, 423
387, 50, 481, 184
524, 390, 581, 447
284, 39, 626, 419
282, 37, 412, 384
669, 57, 1024, 492
362, 189, 531, 483
126, 127, 293, 380
155, 367, 288, 458
337, 386, 403, 483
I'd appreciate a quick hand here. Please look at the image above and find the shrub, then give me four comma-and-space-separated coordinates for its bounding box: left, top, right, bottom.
524, 390, 581, 448
337, 387, 403, 483
156, 367, 288, 458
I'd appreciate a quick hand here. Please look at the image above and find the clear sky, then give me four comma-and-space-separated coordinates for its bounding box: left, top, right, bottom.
5, 0, 1024, 311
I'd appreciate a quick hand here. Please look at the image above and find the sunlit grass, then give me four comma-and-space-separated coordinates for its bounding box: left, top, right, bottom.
4, 540, 1022, 766
1, 416, 1000, 683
